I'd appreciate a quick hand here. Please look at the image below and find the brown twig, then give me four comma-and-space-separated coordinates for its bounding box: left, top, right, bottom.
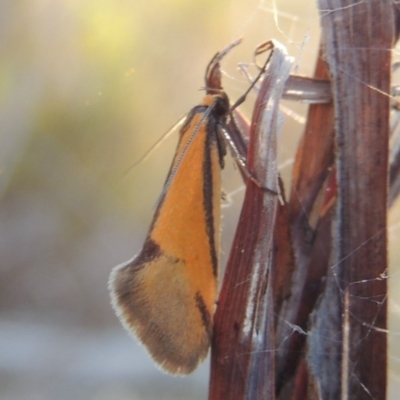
209, 41, 292, 400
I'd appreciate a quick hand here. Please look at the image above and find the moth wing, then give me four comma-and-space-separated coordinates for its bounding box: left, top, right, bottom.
109, 242, 212, 375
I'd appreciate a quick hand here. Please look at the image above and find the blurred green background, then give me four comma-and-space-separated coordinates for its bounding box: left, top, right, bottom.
1, 1, 399, 399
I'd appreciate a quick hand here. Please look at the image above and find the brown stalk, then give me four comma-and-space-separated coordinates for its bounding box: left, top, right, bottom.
209, 41, 292, 400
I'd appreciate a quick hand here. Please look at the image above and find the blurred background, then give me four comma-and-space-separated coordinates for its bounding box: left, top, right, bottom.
1, 1, 399, 399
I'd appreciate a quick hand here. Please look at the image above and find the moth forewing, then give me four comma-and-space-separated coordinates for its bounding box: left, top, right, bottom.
109, 93, 229, 375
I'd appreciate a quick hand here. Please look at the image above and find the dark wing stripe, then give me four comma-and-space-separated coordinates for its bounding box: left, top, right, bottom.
202, 119, 219, 277
195, 291, 212, 336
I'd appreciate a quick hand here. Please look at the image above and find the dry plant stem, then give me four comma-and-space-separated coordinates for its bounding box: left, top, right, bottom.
283, 76, 332, 104
275, 48, 335, 397
388, 6, 400, 206
209, 41, 293, 400
394, 4, 400, 40
307, 1, 393, 399
390, 142, 400, 206
390, 82, 400, 205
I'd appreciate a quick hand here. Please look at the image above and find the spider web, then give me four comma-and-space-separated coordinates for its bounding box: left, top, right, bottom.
0, 1, 398, 399
218, 1, 400, 399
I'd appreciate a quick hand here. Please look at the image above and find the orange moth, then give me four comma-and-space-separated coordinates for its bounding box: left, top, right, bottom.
109, 40, 271, 375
